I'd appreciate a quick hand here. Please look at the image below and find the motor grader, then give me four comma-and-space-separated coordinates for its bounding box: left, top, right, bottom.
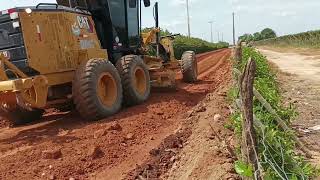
0, 0, 198, 125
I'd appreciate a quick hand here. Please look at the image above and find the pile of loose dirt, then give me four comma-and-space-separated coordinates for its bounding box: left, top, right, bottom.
0, 117, 9, 128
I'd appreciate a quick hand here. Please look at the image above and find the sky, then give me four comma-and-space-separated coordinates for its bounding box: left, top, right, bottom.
2, 0, 320, 43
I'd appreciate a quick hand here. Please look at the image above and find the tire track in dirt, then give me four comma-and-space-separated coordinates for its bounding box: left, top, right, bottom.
0, 49, 231, 180
125, 49, 233, 180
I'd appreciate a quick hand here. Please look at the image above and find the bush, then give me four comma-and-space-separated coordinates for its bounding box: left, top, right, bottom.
173, 35, 229, 59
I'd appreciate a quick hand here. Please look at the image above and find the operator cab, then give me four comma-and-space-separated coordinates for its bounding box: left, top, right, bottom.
56, 0, 150, 63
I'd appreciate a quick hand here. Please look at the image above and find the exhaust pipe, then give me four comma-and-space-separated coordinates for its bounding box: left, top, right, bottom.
154, 2, 160, 58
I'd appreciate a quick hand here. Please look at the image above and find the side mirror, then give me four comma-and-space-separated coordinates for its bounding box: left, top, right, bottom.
129, 0, 137, 8
143, 0, 150, 7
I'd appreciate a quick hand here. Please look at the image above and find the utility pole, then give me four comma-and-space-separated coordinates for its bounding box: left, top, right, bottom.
186, 0, 191, 37
208, 21, 213, 43
232, 12, 236, 45
217, 31, 220, 42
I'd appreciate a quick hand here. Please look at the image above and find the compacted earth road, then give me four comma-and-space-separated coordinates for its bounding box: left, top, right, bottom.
259, 48, 320, 166
0, 49, 238, 180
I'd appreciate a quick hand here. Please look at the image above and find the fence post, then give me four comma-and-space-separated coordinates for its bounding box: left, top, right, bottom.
240, 58, 262, 180
235, 43, 242, 63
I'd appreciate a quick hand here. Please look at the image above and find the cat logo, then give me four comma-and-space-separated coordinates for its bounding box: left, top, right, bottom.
0, 51, 10, 59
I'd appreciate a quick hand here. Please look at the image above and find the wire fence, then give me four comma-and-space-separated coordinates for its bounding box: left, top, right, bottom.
231, 44, 313, 180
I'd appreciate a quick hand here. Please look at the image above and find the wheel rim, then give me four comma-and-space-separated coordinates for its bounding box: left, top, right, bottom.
97, 72, 118, 108
134, 66, 147, 95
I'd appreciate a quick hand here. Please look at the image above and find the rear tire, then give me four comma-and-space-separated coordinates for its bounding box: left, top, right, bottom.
73, 59, 123, 121
0, 106, 44, 126
116, 55, 151, 106
181, 51, 198, 83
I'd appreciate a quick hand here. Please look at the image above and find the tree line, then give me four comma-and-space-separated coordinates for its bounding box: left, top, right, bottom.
239, 28, 277, 43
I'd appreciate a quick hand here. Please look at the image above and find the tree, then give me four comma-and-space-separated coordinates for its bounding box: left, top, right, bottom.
260, 28, 277, 39
253, 32, 262, 41
239, 34, 254, 43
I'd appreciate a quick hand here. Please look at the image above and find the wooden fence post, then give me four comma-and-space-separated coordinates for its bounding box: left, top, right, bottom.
234, 67, 312, 158
240, 58, 262, 180
235, 44, 242, 63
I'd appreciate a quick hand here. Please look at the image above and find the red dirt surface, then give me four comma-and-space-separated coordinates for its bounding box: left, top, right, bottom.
0, 49, 231, 180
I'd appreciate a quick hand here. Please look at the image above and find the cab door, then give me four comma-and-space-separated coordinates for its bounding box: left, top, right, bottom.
126, 0, 140, 48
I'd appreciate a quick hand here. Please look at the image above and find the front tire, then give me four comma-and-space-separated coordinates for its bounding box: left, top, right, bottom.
181, 51, 198, 83
73, 59, 123, 121
116, 55, 151, 106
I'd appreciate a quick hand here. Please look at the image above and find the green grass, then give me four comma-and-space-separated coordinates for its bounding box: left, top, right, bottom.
229, 47, 319, 179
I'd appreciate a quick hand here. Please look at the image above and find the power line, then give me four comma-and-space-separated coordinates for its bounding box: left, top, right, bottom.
208, 21, 213, 43
186, 0, 191, 37
232, 12, 236, 45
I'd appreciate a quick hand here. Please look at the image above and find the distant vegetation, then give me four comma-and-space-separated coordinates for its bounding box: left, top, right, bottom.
239, 28, 277, 43
142, 28, 229, 59
254, 30, 320, 48
173, 35, 229, 59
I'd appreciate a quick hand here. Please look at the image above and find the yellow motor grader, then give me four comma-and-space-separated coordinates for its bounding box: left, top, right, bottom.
0, 0, 198, 125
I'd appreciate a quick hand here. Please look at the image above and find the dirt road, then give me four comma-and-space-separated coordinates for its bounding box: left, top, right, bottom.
259, 48, 320, 165
0, 49, 234, 180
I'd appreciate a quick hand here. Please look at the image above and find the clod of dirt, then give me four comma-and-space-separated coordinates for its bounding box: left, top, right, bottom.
49, 175, 56, 180
222, 163, 235, 173
170, 156, 176, 162
149, 148, 160, 156
108, 122, 122, 131
218, 92, 227, 97
227, 177, 237, 180
57, 129, 69, 137
69, 177, 75, 180
214, 114, 222, 122
164, 135, 183, 149
42, 149, 62, 159
195, 105, 207, 113
125, 133, 135, 140
157, 112, 164, 115
93, 129, 108, 139
87, 146, 104, 159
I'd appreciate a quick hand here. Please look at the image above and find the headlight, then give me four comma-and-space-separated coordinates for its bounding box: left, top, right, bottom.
25, 8, 32, 14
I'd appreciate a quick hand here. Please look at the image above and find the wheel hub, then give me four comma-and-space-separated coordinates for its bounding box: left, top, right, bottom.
134, 67, 147, 95
97, 72, 118, 107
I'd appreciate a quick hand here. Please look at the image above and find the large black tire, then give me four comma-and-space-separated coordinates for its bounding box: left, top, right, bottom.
116, 55, 151, 106
0, 106, 44, 126
181, 51, 198, 83
73, 59, 123, 121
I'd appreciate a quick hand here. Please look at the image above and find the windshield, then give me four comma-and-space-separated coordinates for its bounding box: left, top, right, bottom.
1, 0, 56, 10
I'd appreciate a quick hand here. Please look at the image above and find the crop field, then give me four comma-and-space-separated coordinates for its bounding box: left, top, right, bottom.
254, 30, 320, 48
